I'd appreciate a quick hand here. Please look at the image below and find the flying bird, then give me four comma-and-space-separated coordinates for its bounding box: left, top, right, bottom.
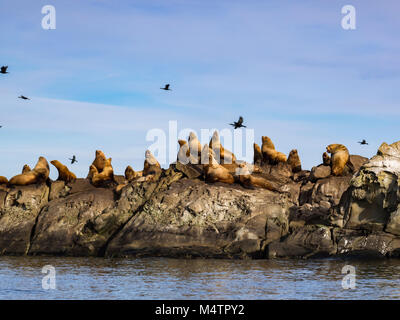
230, 116, 247, 129
69, 155, 78, 164
18, 95, 30, 100
160, 84, 171, 91
358, 139, 368, 145
0, 66, 8, 74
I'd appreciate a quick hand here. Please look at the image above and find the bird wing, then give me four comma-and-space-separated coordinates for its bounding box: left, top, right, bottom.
166, 84, 170, 89
238, 116, 244, 124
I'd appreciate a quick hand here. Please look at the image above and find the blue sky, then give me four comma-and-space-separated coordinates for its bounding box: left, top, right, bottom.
1, 0, 399, 179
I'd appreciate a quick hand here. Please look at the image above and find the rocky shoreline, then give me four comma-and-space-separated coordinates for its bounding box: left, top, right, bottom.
1, 141, 400, 259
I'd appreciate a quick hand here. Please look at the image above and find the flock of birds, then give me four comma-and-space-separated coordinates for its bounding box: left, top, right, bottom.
1, 65, 369, 165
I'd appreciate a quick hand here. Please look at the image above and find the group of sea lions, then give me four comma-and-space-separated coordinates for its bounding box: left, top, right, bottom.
0, 131, 354, 193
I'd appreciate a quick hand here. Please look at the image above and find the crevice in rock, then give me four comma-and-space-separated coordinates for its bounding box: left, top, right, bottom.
25, 205, 47, 255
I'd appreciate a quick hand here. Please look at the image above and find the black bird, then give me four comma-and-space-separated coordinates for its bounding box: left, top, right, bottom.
230, 116, 247, 129
160, 84, 171, 91
358, 139, 368, 145
69, 155, 78, 164
18, 95, 30, 100
0, 66, 8, 74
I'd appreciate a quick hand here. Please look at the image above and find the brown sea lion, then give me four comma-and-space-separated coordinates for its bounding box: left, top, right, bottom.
0, 176, 8, 185
287, 149, 302, 173
209, 131, 236, 164
9, 157, 50, 186
22, 165, 31, 174
322, 152, 331, 166
253, 143, 263, 166
91, 158, 114, 186
203, 152, 235, 184
236, 163, 278, 191
326, 144, 350, 176
89, 150, 107, 175
177, 140, 198, 165
50, 160, 77, 183
143, 150, 162, 178
261, 136, 287, 164
188, 132, 202, 163
125, 165, 137, 182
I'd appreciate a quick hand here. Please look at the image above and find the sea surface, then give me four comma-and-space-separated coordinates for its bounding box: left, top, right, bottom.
0, 256, 399, 300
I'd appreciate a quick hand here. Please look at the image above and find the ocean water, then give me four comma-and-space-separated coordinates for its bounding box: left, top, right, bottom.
0, 256, 399, 300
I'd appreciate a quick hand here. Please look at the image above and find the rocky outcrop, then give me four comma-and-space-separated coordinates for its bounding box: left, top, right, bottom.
0, 143, 399, 259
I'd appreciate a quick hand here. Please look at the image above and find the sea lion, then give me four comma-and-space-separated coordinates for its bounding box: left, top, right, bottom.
9, 157, 50, 186
143, 150, 162, 178
91, 158, 114, 187
203, 152, 235, 184
90, 150, 107, 173
236, 163, 278, 191
261, 136, 287, 164
87, 164, 98, 180
188, 132, 202, 163
0, 176, 8, 185
322, 152, 331, 166
326, 144, 350, 176
253, 143, 263, 166
177, 140, 198, 165
125, 165, 137, 182
50, 160, 77, 183
287, 149, 302, 173
22, 165, 31, 174
209, 131, 236, 164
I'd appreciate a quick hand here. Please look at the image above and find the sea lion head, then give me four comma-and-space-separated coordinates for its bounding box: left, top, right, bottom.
178, 140, 187, 147
188, 132, 198, 141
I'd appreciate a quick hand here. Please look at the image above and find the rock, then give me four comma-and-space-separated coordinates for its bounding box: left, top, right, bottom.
342, 141, 400, 233
349, 155, 368, 173
0, 183, 49, 254
174, 162, 203, 179
113, 175, 126, 185
49, 180, 69, 201
386, 207, 400, 236
293, 170, 310, 183
309, 165, 331, 182
105, 179, 294, 258
334, 228, 400, 258
28, 188, 116, 256
268, 225, 336, 258
311, 176, 352, 206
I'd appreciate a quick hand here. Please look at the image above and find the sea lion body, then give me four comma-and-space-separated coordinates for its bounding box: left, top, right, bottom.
22, 165, 31, 174
88, 150, 107, 178
50, 160, 76, 183
9, 157, 49, 186
287, 149, 302, 173
143, 150, 162, 178
125, 165, 137, 182
326, 144, 350, 176
209, 131, 236, 164
261, 136, 286, 164
253, 143, 263, 166
236, 163, 277, 191
203, 153, 235, 184
0, 176, 8, 185
91, 158, 114, 186
322, 152, 331, 166
188, 132, 202, 163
